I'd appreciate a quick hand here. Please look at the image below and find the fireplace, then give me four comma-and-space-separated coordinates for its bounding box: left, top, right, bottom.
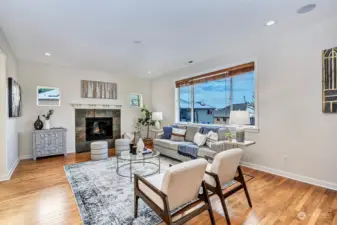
75, 109, 121, 153
86, 117, 113, 141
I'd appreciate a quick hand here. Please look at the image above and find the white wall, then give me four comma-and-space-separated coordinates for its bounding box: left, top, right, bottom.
0, 29, 19, 180
151, 17, 337, 189
17, 61, 152, 158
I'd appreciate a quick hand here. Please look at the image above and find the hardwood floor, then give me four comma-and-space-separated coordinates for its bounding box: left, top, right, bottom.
0, 150, 336, 225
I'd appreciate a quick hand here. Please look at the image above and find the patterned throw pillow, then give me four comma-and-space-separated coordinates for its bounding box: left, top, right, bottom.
193, 132, 207, 147
162, 126, 173, 139
206, 131, 219, 148
170, 128, 186, 141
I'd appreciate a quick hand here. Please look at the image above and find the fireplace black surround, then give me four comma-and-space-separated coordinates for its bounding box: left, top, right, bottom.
86, 117, 113, 141
75, 109, 121, 153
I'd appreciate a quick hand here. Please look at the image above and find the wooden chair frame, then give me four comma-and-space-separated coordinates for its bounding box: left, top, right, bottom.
134, 173, 216, 225
204, 155, 252, 225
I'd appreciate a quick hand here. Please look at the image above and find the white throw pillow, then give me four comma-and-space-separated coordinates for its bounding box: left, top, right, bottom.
193, 132, 207, 147
170, 128, 186, 141
206, 131, 219, 148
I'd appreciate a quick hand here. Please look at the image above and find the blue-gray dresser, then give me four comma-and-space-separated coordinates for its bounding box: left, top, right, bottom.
32, 128, 67, 160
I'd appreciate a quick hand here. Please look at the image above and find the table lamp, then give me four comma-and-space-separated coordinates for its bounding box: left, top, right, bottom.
229, 110, 250, 142
152, 112, 163, 130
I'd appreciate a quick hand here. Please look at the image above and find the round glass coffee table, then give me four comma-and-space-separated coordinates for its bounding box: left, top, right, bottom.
116, 151, 161, 182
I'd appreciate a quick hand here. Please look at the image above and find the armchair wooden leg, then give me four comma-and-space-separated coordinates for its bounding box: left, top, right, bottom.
134, 176, 139, 218
202, 182, 216, 225
208, 206, 216, 225
218, 192, 231, 225
134, 195, 139, 218
237, 166, 252, 207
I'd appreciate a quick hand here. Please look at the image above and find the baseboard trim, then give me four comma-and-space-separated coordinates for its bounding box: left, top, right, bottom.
241, 161, 337, 191
20, 154, 33, 160
0, 158, 19, 182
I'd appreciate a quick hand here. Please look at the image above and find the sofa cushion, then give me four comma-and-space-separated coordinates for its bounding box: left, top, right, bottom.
170, 141, 194, 151
162, 126, 173, 139
199, 126, 220, 135
173, 124, 187, 129
154, 139, 193, 151
171, 128, 186, 141
185, 126, 200, 142
198, 147, 218, 158
154, 139, 174, 149
218, 127, 230, 141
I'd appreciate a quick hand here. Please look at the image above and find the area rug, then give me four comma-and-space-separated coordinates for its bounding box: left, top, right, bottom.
64, 156, 178, 225
64, 156, 254, 225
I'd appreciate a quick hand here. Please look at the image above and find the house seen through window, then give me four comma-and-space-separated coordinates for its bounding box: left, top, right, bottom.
177, 63, 255, 125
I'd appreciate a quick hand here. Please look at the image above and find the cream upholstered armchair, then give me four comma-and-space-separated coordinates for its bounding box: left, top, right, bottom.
134, 158, 215, 225
204, 148, 252, 225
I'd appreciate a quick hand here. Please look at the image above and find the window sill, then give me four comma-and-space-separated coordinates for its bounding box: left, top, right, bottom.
175, 122, 260, 133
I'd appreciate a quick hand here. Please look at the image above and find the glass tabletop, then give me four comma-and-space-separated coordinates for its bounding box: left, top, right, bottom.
117, 150, 160, 161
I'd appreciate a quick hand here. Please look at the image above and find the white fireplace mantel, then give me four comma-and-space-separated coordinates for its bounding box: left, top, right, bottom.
69, 103, 122, 109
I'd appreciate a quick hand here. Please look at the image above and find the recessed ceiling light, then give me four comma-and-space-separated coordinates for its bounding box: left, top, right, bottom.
148, 71, 152, 74
297, 4, 316, 14
266, 20, 276, 26
45, 52, 51, 56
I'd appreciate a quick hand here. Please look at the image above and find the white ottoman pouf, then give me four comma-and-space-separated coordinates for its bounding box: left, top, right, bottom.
90, 141, 108, 160
115, 139, 130, 154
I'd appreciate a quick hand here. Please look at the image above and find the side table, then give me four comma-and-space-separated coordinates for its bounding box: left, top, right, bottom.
151, 129, 163, 139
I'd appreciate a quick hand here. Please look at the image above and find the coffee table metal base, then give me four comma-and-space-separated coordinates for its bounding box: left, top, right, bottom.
116, 156, 161, 182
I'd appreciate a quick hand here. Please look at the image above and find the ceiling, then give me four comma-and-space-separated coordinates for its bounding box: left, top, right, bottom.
0, 0, 336, 78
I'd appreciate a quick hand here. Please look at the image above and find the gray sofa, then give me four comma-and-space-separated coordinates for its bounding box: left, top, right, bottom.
154, 124, 231, 161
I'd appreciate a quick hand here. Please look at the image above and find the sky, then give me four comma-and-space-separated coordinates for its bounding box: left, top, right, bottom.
180, 72, 254, 109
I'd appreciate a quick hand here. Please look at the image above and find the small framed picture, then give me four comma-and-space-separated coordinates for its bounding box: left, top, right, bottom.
37, 86, 61, 106
129, 93, 143, 108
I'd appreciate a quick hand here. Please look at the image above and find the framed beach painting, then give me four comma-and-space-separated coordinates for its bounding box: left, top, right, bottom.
8, 77, 22, 117
37, 86, 61, 106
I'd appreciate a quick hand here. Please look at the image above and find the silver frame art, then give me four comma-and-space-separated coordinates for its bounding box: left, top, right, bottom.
129, 93, 143, 108
322, 47, 337, 113
8, 77, 22, 117
81, 80, 117, 99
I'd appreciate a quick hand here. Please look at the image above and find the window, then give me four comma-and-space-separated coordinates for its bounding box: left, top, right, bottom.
179, 86, 192, 122
177, 62, 255, 125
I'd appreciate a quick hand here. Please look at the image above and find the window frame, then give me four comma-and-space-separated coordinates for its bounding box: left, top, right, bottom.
175, 60, 259, 132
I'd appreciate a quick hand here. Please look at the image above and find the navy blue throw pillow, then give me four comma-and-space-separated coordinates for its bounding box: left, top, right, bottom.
162, 126, 173, 139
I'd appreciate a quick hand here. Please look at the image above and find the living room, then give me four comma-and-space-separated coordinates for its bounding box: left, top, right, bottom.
1, 1, 337, 225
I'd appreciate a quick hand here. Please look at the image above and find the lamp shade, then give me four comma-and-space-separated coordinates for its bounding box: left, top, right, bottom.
152, 112, 163, 121
229, 110, 250, 125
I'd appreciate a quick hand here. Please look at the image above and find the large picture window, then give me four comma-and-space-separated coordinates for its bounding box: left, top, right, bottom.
177, 62, 255, 125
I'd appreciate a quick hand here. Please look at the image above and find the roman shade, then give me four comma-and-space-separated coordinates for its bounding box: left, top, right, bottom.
175, 62, 255, 88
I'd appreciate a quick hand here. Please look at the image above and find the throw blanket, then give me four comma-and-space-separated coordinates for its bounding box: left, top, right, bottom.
199, 126, 220, 134
178, 143, 199, 159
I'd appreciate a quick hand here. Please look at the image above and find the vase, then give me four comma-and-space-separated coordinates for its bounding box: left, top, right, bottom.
34, 116, 43, 130
137, 139, 145, 152
45, 120, 51, 130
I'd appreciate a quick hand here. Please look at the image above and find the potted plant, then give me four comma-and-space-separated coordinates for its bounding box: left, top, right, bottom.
42, 109, 54, 129
225, 131, 232, 142
137, 105, 155, 146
